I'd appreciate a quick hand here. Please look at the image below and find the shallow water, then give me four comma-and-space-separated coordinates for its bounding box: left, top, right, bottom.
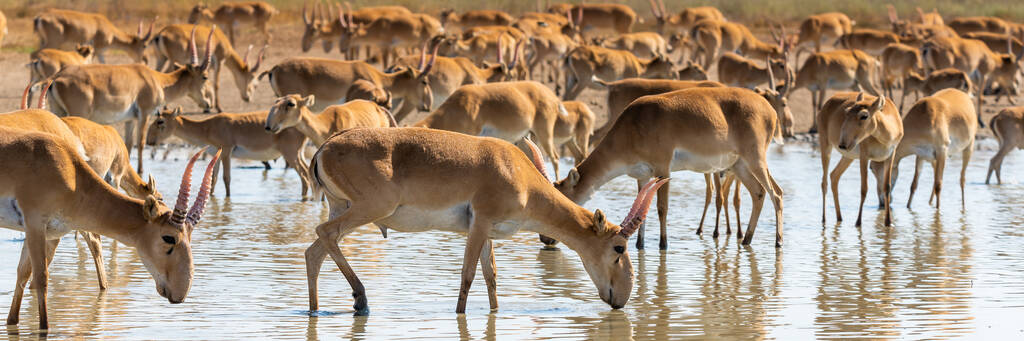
3, 141, 1024, 340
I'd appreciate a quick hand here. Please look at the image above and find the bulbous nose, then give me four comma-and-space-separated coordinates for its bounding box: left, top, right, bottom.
838, 143, 848, 150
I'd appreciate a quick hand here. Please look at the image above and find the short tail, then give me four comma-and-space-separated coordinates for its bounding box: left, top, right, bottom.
990, 114, 1001, 142
590, 75, 610, 88
307, 146, 325, 197
258, 70, 272, 81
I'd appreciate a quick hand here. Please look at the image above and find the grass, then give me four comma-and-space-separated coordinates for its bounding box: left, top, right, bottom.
1, 0, 1022, 30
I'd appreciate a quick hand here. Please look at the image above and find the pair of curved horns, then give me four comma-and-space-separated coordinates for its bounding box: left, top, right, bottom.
20, 81, 52, 110
188, 25, 217, 70
243, 44, 268, 71
170, 149, 222, 234
647, 0, 666, 20
618, 178, 670, 237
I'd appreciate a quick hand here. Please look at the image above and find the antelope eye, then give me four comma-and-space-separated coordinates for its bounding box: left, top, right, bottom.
287, 102, 296, 107
162, 236, 177, 244
859, 114, 869, 121
613, 245, 625, 254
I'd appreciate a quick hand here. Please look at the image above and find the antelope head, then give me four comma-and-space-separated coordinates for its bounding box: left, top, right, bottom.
439, 9, 458, 27
178, 26, 217, 112
576, 177, 668, 308
75, 44, 95, 62
127, 20, 156, 63
648, 0, 669, 34
757, 57, 795, 138
640, 54, 676, 79
560, 5, 584, 41
676, 60, 708, 80
125, 174, 163, 202
237, 44, 267, 102
887, 4, 912, 38
837, 92, 888, 151
266, 94, 315, 133
187, 3, 214, 24
301, 2, 334, 53
147, 107, 184, 145
336, 2, 361, 53
386, 40, 439, 111
137, 149, 220, 303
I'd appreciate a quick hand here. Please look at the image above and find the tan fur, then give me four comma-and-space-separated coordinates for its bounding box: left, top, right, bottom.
795, 12, 855, 56
549, 3, 636, 37
390, 53, 515, 116
33, 9, 153, 63
590, 78, 725, 146
791, 49, 881, 131
413, 81, 565, 176
649, 0, 724, 35
28, 46, 93, 84
598, 32, 669, 59
153, 24, 266, 112
817, 92, 903, 227
266, 96, 394, 146
556, 87, 786, 248
837, 29, 900, 55
261, 56, 435, 121
563, 45, 676, 100
556, 101, 596, 163
0, 126, 216, 329
0, 10, 6, 48
921, 35, 1007, 126
146, 109, 310, 199
717, 52, 788, 89
948, 16, 1010, 37
305, 127, 655, 314
986, 106, 1024, 184
903, 68, 972, 108
880, 43, 923, 111
962, 32, 1024, 59
887, 5, 958, 41
188, 1, 277, 45
890, 89, 977, 209
345, 80, 392, 110
441, 9, 515, 32
338, 11, 444, 67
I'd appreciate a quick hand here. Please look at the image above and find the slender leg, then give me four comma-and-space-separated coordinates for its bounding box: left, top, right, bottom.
656, 177, 671, 250
480, 240, 498, 311
855, 152, 869, 227
634, 178, 650, 249
741, 162, 784, 247
961, 141, 973, 208
82, 232, 108, 290
830, 157, 854, 222
221, 149, 233, 197
733, 176, 741, 233
25, 227, 51, 329
456, 218, 491, 313
933, 147, 947, 209
987, 139, 1012, 184
722, 174, 733, 236
820, 143, 832, 223
881, 154, 895, 227
6, 244, 31, 325
696, 173, 712, 236
136, 111, 148, 174
309, 204, 387, 315
731, 164, 764, 245
908, 156, 923, 208
712, 173, 723, 238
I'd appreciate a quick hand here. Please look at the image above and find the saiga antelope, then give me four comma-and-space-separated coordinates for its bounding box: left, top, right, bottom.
25, 45, 95, 105
1, 133, 218, 329
879, 43, 923, 111
336, 8, 444, 67
596, 32, 670, 59
562, 45, 676, 100
345, 80, 392, 110
791, 49, 881, 132
836, 29, 900, 55
260, 46, 437, 121
413, 81, 565, 177
440, 9, 515, 32
948, 16, 1011, 37
389, 50, 518, 115
153, 24, 266, 113
146, 108, 310, 199
920, 35, 1004, 126
961, 32, 1024, 58
648, 0, 724, 35
33, 9, 154, 63
436, 31, 517, 65
817, 92, 903, 227
986, 107, 1024, 184
549, 3, 637, 37
188, 1, 277, 45
902, 68, 972, 111
886, 5, 958, 41
265, 96, 397, 146
305, 127, 662, 314
794, 12, 855, 60
300, 2, 342, 53
556, 87, 789, 249
556, 100, 596, 164
333, 3, 414, 58
888, 89, 977, 209
39, 27, 217, 173
590, 78, 726, 147
676, 61, 709, 80
717, 53, 788, 89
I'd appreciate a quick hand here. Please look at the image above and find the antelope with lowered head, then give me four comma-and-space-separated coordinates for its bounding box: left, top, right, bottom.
590, 78, 726, 147
987, 107, 1024, 184
146, 108, 309, 199
1, 130, 218, 329
555, 86, 790, 249
413, 81, 565, 176
305, 127, 662, 315
37, 26, 217, 174
152, 24, 266, 113
188, 1, 277, 45
33, 9, 154, 63
889, 89, 977, 209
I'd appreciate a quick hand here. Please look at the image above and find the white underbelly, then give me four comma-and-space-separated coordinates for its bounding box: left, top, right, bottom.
375, 202, 522, 239
479, 125, 527, 143
231, 146, 281, 161
669, 149, 740, 173
0, 197, 74, 239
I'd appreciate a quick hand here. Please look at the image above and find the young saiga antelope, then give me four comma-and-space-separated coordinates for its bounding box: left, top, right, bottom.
555, 87, 790, 249
818, 92, 903, 227
305, 127, 664, 314
888, 89, 977, 209
265, 95, 397, 146
146, 108, 310, 199
791, 49, 881, 132
33, 9, 154, 63
987, 107, 1024, 184
1, 133, 218, 329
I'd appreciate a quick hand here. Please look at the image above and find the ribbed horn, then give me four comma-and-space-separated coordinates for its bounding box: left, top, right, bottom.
170, 151, 204, 227
185, 149, 222, 232
619, 178, 670, 237
523, 137, 549, 181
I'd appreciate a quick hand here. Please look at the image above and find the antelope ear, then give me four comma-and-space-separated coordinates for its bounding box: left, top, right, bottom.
147, 174, 157, 191
143, 195, 163, 222
565, 168, 580, 187
303, 95, 316, 107
871, 95, 886, 112
593, 209, 607, 232
855, 92, 865, 102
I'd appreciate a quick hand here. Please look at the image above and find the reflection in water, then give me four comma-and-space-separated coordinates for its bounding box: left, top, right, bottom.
0, 144, 1022, 339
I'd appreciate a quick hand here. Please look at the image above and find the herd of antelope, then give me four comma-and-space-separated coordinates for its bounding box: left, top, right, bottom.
2, 0, 1024, 330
